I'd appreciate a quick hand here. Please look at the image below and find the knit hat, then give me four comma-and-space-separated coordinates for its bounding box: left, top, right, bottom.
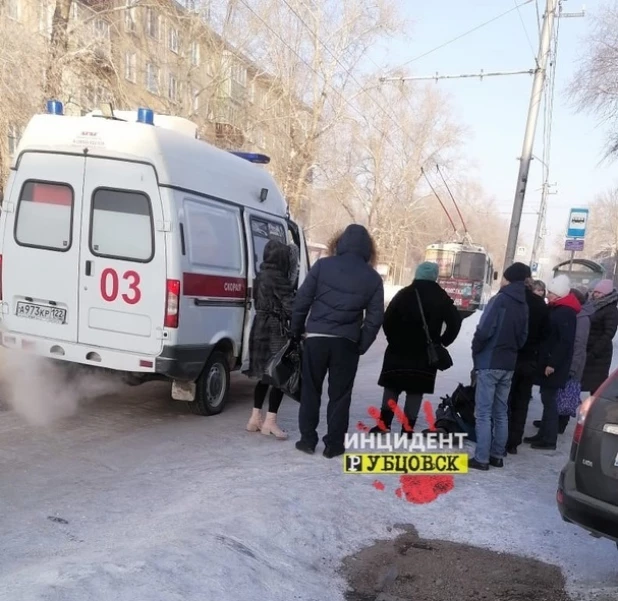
415, 261, 439, 282
503, 262, 531, 283
594, 279, 614, 296
547, 274, 571, 298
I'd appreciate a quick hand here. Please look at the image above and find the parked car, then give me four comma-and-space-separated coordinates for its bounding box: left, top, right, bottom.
557, 370, 618, 549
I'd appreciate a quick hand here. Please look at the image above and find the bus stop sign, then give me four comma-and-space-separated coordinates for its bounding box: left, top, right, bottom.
567, 208, 589, 238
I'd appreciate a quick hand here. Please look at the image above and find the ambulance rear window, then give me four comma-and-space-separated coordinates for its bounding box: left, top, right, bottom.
90, 188, 153, 262
14, 181, 74, 251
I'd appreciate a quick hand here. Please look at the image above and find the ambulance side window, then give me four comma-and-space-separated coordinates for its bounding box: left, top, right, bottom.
90, 188, 154, 262
14, 181, 73, 251
250, 217, 286, 273
184, 199, 242, 273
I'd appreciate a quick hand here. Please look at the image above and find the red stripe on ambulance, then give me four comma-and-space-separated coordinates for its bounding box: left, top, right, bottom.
182, 273, 246, 299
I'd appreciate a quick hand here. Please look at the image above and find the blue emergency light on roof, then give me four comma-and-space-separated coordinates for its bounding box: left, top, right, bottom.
46, 100, 64, 115
229, 151, 270, 165
137, 108, 155, 125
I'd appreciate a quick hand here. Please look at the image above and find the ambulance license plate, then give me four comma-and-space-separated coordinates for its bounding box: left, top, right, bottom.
16, 302, 66, 324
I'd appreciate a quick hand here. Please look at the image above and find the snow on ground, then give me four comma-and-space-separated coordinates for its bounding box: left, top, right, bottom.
0, 312, 617, 601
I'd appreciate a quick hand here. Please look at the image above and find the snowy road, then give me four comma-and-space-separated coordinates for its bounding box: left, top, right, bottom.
1, 313, 617, 601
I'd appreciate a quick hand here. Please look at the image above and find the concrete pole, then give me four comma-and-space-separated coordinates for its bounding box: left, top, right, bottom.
503, 0, 558, 269
530, 181, 550, 270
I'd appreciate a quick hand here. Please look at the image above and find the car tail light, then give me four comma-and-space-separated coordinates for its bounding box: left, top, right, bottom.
164, 279, 180, 328
556, 489, 564, 504
573, 395, 597, 444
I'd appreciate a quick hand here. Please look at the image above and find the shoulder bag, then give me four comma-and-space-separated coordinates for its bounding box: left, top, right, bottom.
415, 289, 453, 371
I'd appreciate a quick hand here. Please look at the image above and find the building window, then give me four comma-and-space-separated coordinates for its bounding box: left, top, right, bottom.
192, 88, 200, 112
7, 0, 20, 21
94, 18, 110, 39
230, 60, 247, 87
190, 41, 200, 66
248, 81, 256, 104
124, 52, 137, 83
168, 74, 178, 101
38, 2, 53, 38
145, 8, 160, 39
145, 63, 160, 94
8, 124, 21, 156
124, 0, 138, 32
168, 27, 179, 53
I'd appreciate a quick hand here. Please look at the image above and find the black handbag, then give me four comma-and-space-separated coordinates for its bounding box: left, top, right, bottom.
415, 289, 453, 371
264, 339, 302, 401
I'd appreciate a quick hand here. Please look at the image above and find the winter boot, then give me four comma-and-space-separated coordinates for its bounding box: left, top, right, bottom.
246, 408, 263, 432
261, 412, 288, 440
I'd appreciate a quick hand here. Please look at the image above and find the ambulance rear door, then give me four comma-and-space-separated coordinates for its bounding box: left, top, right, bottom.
0, 152, 85, 342
240, 210, 289, 371
76, 158, 167, 356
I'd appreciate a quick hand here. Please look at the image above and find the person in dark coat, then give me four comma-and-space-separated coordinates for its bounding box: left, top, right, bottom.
524, 275, 580, 450
551, 288, 592, 433
370, 261, 461, 436
244, 240, 297, 440
506, 270, 550, 454
470, 263, 529, 470
290, 224, 384, 458
581, 279, 618, 394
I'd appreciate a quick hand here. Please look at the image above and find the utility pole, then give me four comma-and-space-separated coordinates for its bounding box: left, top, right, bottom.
530, 180, 556, 271
503, 0, 558, 268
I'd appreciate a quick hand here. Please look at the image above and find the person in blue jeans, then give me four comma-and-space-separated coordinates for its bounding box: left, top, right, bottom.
470, 263, 529, 471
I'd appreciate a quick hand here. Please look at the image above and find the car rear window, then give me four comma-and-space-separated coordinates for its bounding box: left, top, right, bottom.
14, 181, 74, 251
90, 188, 154, 262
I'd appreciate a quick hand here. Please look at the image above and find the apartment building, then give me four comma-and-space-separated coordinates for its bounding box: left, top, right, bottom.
0, 0, 311, 193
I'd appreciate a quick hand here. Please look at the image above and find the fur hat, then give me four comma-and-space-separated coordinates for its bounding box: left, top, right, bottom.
547, 274, 571, 299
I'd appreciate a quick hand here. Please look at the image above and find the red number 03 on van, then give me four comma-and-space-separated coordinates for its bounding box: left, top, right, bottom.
100, 268, 142, 305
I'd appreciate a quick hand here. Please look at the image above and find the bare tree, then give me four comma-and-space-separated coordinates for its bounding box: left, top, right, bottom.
569, 1, 618, 155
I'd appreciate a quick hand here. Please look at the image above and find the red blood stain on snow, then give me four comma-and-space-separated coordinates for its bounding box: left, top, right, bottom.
357, 421, 370, 432
395, 475, 455, 504
364, 399, 455, 504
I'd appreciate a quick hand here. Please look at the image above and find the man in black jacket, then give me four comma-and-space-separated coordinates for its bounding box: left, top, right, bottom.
291, 224, 384, 458
506, 270, 550, 454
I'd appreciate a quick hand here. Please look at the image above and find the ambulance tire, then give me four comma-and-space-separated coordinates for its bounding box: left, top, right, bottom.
189, 351, 230, 416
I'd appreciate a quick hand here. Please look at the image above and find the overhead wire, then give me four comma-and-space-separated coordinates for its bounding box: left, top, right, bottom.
234, 0, 419, 172
395, 0, 534, 70
513, 0, 539, 64
436, 164, 468, 234
278, 0, 420, 156
535, 0, 542, 32
421, 167, 458, 233
280, 0, 463, 229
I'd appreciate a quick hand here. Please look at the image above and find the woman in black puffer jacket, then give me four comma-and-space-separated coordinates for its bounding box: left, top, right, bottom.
581, 279, 618, 395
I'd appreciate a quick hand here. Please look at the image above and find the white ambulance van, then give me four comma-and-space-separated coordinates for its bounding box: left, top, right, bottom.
0, 101, 310, 416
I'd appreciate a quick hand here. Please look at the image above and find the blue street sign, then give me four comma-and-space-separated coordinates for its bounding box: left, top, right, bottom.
566, 208, 589, 238
565, 238, 584, 252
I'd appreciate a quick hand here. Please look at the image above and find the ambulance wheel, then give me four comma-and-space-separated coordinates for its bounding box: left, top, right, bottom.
189, 351, 230, 416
